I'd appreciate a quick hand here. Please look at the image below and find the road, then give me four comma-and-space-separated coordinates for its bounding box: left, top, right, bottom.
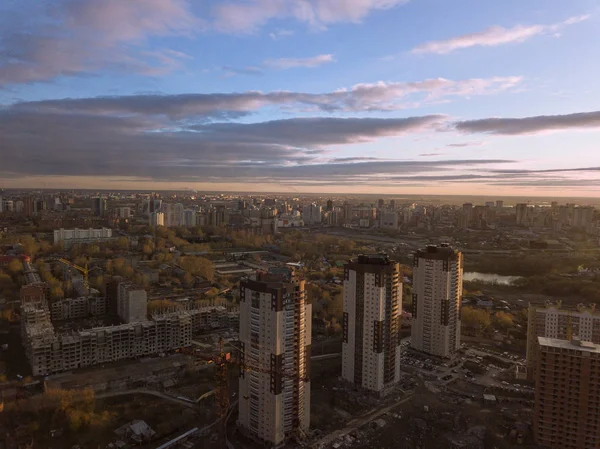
310, 393, 415, 448
96, 388, 200, 409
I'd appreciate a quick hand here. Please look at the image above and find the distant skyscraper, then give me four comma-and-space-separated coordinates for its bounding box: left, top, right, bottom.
238, 269, 311, 446
183, 209, 196, 228
23, 197, 34, 217
390, 199, 396, 209
573, 206, 595, 229
302, 203, 322, 225
411, 244, 463, 358
496, 200, 504, 209
342, 255, 402, 395
326, 199, 333, 211
377, 198, 384, 209
149, 212, 164, 227
534, 337, 600, 449
93, 197, 107, 217
0, 196, 3, 213
515, 203, 529, 226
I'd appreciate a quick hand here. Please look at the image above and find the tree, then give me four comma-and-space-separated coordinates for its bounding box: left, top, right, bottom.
90, 275, 104, 291
7, 259, 23, 275
142, 243, 154, 256
461, 306, 491, 335
50, 284, 64, 300
182, 272, 194, 288
179, 256, 215, 281
327, 291, 343, 321
494, 311, 515, 331
116, 237, 129, 250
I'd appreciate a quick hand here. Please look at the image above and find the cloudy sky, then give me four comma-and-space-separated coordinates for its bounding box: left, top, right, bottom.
1, 0, 600, 196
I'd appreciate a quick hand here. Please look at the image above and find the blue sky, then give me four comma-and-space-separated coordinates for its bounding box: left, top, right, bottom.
1, 0, 600, 195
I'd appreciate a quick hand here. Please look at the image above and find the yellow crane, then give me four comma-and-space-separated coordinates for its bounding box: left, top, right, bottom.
58, 258, 89, 291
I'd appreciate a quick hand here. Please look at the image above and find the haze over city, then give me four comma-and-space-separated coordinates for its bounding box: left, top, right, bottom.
1, 0, 600, 195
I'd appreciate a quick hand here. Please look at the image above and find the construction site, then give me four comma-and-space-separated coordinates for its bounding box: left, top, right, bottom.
19, 260, 239, 377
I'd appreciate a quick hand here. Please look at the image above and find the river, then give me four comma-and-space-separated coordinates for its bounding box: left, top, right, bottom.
463, 272, 521, 285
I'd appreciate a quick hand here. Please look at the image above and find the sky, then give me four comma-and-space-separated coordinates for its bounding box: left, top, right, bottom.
1, 0, 600, 197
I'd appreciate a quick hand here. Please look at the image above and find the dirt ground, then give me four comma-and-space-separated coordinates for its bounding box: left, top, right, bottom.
0, 324, 32, 379
348, 387, 538, 449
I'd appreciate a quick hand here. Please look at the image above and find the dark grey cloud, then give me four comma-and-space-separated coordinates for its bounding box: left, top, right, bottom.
9, 76, 520, 117
455, 111, 600, 135
0, 109, 470, 181
188, 116, 446, 147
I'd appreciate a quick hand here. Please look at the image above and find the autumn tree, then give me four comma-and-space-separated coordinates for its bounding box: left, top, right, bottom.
179, 256, 215, 281
493, 311, 515, 332
7, 259, 23, 275
461, 306, 491, 335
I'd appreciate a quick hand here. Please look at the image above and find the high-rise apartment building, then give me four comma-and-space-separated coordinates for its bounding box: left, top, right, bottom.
302, 203, 322, 225
516, 203, 529, 226
526, 301, 600, 380
149, 212, 165, 227
93, 197, 107, 217
342, 255, 402, 395
183, 209, 196, 228
573, 206, 595, 229
117, 283, 148, 323
411, 244, 463, 358
534, 337, 600, 449
238, 269, 311, 446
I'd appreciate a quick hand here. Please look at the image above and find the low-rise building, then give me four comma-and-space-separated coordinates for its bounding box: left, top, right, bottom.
53, 228, 113, 247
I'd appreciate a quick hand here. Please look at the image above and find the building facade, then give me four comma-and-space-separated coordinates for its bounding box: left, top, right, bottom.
149, 211, 165, 227
238, 269, 311, 446
411, 244, 463, 358
342, 255, 402, 395
53, 228, 113, 247
534, 337, 600, 449
302, 203, 322, 225
526, 301, 600, 380
117, 283, 148, 323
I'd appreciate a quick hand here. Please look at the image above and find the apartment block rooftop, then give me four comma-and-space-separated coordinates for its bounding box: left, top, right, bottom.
538, 336, 600, 353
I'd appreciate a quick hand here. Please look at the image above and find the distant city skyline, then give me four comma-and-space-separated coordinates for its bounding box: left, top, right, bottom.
1, 0, 600, 196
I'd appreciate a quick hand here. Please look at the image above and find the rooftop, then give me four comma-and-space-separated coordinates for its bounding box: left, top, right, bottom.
354, 254, 393, 265
538, 337, 600, 353
416, 243, 460, 260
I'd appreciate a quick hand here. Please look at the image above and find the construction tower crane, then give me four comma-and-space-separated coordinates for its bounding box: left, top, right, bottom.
58, 258, 90, 291
193, 338, 231, 439
192, 338, 309, 441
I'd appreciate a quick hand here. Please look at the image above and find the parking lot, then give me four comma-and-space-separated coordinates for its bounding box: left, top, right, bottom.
399, 339, 533, 396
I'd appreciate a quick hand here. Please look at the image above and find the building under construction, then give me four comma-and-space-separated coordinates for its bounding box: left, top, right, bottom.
526, 301, 600, 380
21, 285, 239, 376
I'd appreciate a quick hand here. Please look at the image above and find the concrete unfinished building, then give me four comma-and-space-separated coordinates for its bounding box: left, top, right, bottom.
526, 301, 600, 380
21, 284, 240, 376
51, 296, 106, 321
